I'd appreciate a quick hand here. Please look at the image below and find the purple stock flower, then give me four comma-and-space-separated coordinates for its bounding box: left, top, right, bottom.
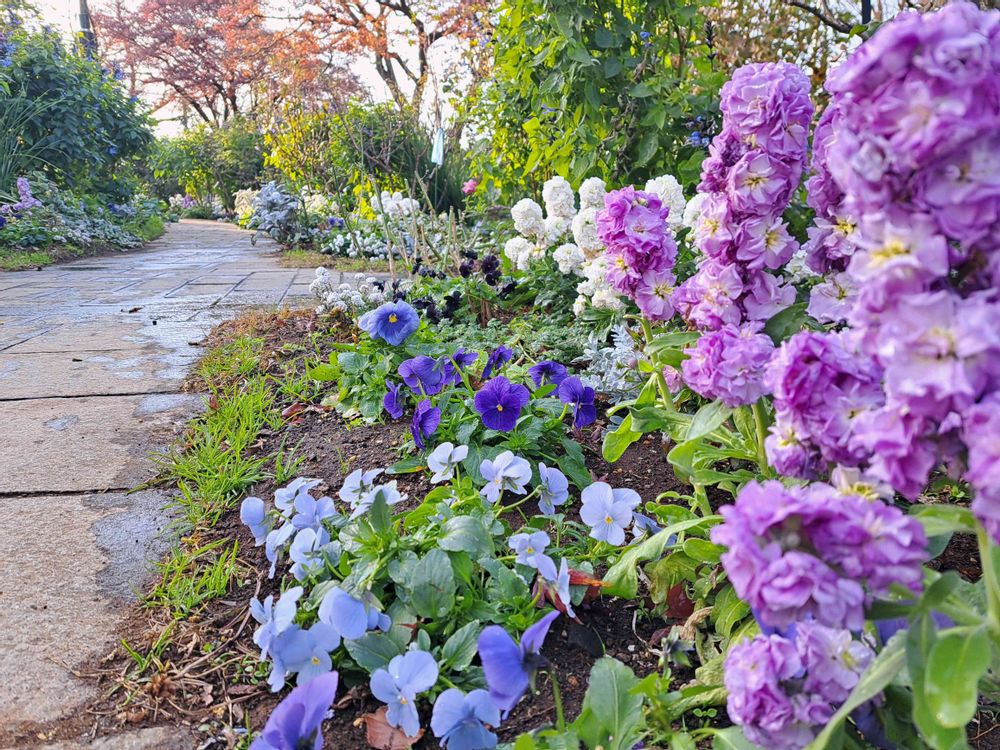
681, 323, 774, 407
384, 380, 405, 419
431, 689, 501, 750
412, 399, 441, 449
481, 346, 513, 379
371, 650, 440, 737
557, 376, 597, 428
474, 377, 530, 432
597, 187, 678, 300
528, 360, 568, 388
358, 301, 419, 346
724, 622, 873, 750
250, 670, 339, 750
965, 394, 1000, 543
712, 480, 927, 631
765, 331, 883, 477
477, 611, 560, 716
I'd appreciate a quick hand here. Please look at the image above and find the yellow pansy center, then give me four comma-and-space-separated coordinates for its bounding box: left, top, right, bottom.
388, 313, 398, 323
496, 404, 504, 412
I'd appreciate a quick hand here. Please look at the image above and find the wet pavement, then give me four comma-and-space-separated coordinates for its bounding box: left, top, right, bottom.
0, 220, 328, 748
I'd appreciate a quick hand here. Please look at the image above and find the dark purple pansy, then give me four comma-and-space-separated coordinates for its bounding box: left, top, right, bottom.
557, 376, 597, 428
528, 360, 568, 388
481, 346, 513, 379
411, 399, 441, 449
474, 377, 530, 432
250, 670, 339, 749
477, 611, 560, 717
383, 380, 405, 419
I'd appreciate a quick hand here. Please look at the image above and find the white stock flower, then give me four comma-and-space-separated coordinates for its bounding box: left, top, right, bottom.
572, 207, 603, 258
578, 177, 607, 211
511, 198, 544, 239
682, 192, 710, 231
504, 236, 535, 266
542, 215, 572, 247
643, 174, 686, 230
553, 243, 586, 276
542, 176, 576, 219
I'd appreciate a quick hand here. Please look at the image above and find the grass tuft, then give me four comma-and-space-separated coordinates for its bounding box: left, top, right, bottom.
0, 249, 53, 270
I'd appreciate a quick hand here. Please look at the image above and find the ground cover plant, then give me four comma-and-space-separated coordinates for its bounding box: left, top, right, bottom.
77, 3, 1000, 750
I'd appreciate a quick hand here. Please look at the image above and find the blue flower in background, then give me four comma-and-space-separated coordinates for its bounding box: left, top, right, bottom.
275, 477, 322, 514
249, 670, 339, 750
327, 216, 345, 228
481, 345, 512, 379
412, 399, 441, 449
250, 586, 303, 662
579, 482, 641, 545
348, 482, 404, 520
383, 380, 405, 418
359, 301, 419, 345
479, 451, 531, 503
431, 688, 501, 750
536, 463, 569, 515
241, 496, 271, 544
338, 469, 382, 507
291, 491, 337, 534
370, 650, 440, 737
528, 360, 567, 388
508, 531, 557, 581
477, 611, 560, 716
271, 623, 342, 688
557, 377, 597, 428
318, 587, 390, 640
474, 376, 529, 432
288, 527, 329, 581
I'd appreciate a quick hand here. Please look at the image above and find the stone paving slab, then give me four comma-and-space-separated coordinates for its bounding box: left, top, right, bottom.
5, 322, 154, 354
29, 727, 194, 750
0, 393, 202, 493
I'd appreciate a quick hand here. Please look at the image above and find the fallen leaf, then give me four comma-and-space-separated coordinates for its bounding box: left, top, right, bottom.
363, 706, 422, 749
282, 402, 307, 419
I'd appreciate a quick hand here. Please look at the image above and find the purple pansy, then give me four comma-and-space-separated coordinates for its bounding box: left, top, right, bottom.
481, 345, 513, 379
477, 611, 560, 717
358, 301, 420, 346
412, 399, 441, 449
474, 376, 530, 432
528, 360, 568, 388
557, 376, 597, 428
250, 670, 339, 750
383, 380, 405, 419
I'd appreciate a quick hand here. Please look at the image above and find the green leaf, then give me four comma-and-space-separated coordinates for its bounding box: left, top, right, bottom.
807, 634, 908, 749
764, 302, 812, 344
911, 505, 978, 537
440, 621, 480, 671
635, 130, 658, 166
711, 584, 750, 638
408, 549, 456, 618
559, 437, 591, 489
386, 455, 425, 474
581, 657, 643, 750
603, 414, 642, 463
630, 405, 689, 436
603, 518, 718, 597
924, 627, 991, 728
595, 28, 614, 48
439, 515, 494, 557
686, 401, 733, 441
712, 727, 764, 750
905, 616, 970, 750
344, 631, 405, 673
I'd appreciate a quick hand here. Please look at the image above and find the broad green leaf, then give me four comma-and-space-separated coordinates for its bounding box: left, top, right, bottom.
711, 584, 750, 638
559, 437, 591, 489
408, 548, 456, 618
905, 616, 970, 750
686, 401, 733, 442
603, 518, 718, 597
712, 727, 765, 750
439, 515, 493, 557
603, 413, 642, 462
344, 631, 404, 673
386, 455, 424, 474
582, 657, 643, 750
911, 505, 978, 537
764, 302, 812, 344
924, 627, 991, 728
440, 621, 480, 672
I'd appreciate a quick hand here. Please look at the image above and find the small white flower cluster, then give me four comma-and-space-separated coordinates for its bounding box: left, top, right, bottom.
379, 191, 420, 218
504, 176, 579, 271
570, 178, 620, 314
322, 228, 390, 260
302, 191, 335, 217
310, 268, 403, 315
234, 189, 259, 223
643, 175, 687, 231
681, 192, 709, 232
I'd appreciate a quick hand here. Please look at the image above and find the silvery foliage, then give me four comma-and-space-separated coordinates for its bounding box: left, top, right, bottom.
249, 182, 316, 245
576, 324, 644, 401
310, 268, 408, 315
320, 224, 391, 260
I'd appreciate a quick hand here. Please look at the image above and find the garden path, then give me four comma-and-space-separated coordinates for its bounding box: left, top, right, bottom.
0, 220, 339, 748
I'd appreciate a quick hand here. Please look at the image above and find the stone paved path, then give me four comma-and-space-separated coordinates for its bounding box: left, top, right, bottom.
0, 220, 326, 748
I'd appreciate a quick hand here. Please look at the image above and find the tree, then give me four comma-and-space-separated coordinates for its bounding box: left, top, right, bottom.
304, 0, 492, 114
93, 0, 357, 125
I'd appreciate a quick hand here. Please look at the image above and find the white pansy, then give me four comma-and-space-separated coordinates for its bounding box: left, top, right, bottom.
542, 176, 576, 219
553, 243, 586, 276
578, 177, 607, 211
643, 174, 686, 230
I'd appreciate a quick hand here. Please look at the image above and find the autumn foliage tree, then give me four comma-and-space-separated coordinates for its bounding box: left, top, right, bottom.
93, 0, 357, 125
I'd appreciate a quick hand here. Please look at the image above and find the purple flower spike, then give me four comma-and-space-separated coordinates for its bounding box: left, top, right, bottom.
250, 670, 339, 750
528, 360, 568, 388
557, 376, 597, 428
477, 611, 560, 717
412, 400, 441, 449
474, 377, 530, 432
358, 301, 419, 346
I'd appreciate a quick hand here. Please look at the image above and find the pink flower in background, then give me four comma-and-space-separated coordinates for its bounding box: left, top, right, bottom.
462, 179, 479, 195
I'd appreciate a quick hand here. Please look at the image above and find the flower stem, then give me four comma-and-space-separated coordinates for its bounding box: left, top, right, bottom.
549, 670, 566, 731
639, 318, 675, 410
751, 400, 771, 476
977, 526, 1000, 643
